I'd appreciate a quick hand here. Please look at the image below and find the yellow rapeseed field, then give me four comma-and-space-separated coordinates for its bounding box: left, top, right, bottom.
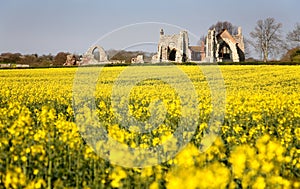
0, 65, 299, 188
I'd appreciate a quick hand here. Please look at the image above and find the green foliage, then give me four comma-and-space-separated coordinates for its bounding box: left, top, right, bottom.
281, 47, 300, 63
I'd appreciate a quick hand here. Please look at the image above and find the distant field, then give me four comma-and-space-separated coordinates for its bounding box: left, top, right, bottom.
0, 66, 299, 188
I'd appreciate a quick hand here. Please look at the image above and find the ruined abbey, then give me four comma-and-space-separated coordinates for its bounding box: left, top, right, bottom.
152, 27, 245, 63
77, 27, 245, 65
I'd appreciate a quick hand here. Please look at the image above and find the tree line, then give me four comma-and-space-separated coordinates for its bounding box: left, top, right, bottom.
0, 52, 79, 67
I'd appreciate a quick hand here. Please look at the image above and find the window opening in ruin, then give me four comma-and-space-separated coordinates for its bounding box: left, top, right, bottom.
92, 48, 100, 61
182, 53, 187, 62
219, 43, 231, 61
169, 49, 176, 61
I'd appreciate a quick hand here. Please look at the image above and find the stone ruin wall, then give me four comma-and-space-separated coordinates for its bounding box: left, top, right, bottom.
152, 29, 189, 63
67, 27, 245, 66
205, 27, 245, 62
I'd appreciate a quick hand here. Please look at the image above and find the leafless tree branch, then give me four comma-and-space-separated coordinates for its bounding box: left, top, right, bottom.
250, 17, 283, 62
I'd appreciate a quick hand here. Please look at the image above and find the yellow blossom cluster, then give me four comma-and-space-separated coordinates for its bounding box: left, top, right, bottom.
0, 66, 299, 188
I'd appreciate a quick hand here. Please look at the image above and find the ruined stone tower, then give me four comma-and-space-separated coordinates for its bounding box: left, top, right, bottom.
152, 29, 189, 63
205, 27, 245, 62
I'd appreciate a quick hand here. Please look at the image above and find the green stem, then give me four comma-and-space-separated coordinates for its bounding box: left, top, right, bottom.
48, 159, 52, 189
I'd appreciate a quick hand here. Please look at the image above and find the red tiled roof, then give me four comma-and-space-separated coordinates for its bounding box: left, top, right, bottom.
189, 46, 202, 52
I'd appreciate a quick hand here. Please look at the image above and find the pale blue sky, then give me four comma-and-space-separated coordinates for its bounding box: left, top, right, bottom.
1, 0, 299, 56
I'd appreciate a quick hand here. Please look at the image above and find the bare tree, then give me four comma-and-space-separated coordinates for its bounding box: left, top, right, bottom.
287, 23, 300, 46
209, 21, 238, 35
250, 17, 283, 62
